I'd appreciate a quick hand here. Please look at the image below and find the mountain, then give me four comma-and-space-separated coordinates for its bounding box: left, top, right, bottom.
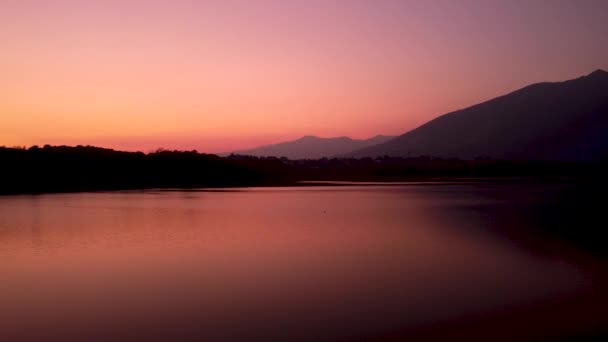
229, 135, 395, 159
348, 69, 608, 160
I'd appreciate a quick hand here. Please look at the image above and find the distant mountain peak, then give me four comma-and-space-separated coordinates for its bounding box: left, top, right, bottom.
229, 134, 395, 159
588, 69, 608, 77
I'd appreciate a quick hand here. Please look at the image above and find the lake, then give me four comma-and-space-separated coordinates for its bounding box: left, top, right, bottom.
0, 184, 603, 341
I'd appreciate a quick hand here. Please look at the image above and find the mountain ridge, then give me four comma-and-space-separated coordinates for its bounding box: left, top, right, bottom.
228, 135, 395, 159
346, 69, 608, 160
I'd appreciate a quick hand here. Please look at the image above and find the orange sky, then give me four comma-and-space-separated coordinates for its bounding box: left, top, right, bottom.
1, 0, 607, 153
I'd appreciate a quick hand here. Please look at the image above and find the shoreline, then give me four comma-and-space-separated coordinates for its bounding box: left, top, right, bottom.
0, 175, 594, 197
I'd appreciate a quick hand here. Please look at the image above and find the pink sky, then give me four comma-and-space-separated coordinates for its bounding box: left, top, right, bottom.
1, 0, 607, 153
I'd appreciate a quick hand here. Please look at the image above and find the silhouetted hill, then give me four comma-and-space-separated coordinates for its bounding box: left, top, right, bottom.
229, 135, 395, 159
348, 70, 608, 160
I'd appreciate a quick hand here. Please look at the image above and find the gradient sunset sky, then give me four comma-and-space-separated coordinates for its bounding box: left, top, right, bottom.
2, 0, 607, 153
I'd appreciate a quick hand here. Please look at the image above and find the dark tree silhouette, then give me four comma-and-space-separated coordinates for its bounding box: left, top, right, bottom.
0, 145, 605, 195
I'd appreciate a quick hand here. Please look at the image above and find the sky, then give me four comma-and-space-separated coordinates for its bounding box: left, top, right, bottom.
1, 0, 607, 153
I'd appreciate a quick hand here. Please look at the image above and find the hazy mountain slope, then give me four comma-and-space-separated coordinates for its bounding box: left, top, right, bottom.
348, 70, 608, 160
230, 135, 395, 159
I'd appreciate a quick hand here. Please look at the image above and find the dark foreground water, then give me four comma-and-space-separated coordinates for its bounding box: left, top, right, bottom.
0, 184, 604, 341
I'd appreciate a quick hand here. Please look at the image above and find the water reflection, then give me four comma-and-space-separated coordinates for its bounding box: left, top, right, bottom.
0, 185, 596, 341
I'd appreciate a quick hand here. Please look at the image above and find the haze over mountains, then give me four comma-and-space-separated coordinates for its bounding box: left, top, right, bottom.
229, 135, 394, 159
347, 69, 608, 160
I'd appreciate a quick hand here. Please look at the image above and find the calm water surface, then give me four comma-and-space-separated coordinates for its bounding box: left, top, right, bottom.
0, 185, 591, 340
